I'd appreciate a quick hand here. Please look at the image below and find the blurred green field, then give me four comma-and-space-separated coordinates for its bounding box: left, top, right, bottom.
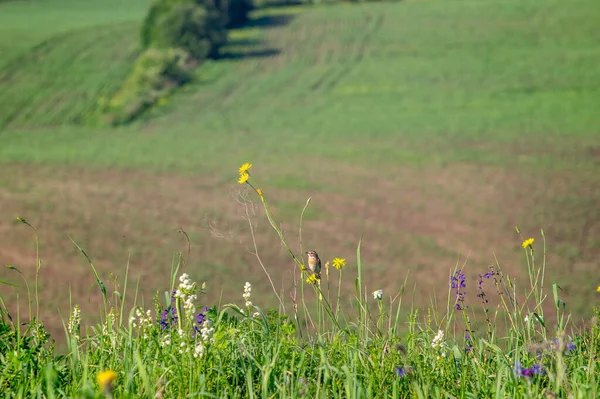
0, 0, 150, 128
1, 0, 599, 338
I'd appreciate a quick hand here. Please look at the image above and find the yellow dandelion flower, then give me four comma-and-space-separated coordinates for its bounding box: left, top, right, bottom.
299, 264, 306, 272
306, 273, 318, 284
256, 188, 263, 197
238, 172, 249, 184
332, 257, 347, 270
238, 163, 252, 175
522, 238, 535, 249
596, 285, 600, 293
97, 370, 117, 392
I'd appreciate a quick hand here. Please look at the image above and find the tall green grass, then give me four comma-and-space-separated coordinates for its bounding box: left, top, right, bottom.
0, 0, 149, 129
1, 164, 598, 398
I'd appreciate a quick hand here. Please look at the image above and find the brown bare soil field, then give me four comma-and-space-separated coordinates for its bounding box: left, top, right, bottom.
1, 160, 598, 341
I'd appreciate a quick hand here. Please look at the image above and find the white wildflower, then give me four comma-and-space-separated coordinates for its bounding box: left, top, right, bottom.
68, 305, 81, 339
180, 273, 190, 285
160, 335, 171, 347
103, 308, 116, 336
432, 330, 444, 348
243, 282, 252, 308
129, 313, 137, 328
372, 289, 383, 300
174, 273, 198, 322
144, 309, 153, 328
200, 319, 215, 344
130, 308, 153, 330
194, 342, 205, 358
179, 341, 190, 354
184, 294, 197, 321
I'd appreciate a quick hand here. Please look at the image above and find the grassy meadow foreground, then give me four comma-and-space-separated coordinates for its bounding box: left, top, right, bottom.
1, 0, 599, 339
2, 169, 600, 397
1, 0, 600, 395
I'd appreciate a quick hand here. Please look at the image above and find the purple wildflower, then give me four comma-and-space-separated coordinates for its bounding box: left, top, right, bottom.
552, 338, 576, 352
450, 270, 467, 289
193, 311, 206, 335
160, 309, 169, 330
450, 270, 467, 310
158, 289, 180, 330
476, 274, 488, 303
395, 366, 408, 378
483, 271, 495, 279
477, 270, 497, 303
159, 306, 178, 330
515, 361, 544, 378
465, 331, 473, 353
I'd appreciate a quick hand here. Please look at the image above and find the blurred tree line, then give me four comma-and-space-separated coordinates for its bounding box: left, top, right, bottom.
96, 0, 399, 125
142, 0, 253, 60
98, 0, 253, 125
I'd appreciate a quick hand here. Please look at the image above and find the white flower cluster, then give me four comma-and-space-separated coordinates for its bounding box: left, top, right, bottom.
180, 319, 215, 358
157, 273, 215, 358
103, 309, 116, 336
194, 342, 205, 358
432, 330, 444, 348
201, 319, 215, 344
524, 313, 541, 325
160, 334, 171, 347
130, 308, 153, 329
68, 304, 81, 339
101, 309, 120, 345
372, 289, 383, 300
431, 329, 447, 360
174, 273, 197, 321
243, 282, 252, 308
179, 341, 190, 355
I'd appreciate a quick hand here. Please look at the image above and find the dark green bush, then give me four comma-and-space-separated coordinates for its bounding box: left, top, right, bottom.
99, 48, 195, 125
213, 0, 253, 28
142, 0, 227, 60
129, 47, 194, 89
141, 0, 189, 49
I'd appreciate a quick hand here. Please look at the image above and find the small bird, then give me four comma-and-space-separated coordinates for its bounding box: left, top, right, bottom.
305, 250, 322, 279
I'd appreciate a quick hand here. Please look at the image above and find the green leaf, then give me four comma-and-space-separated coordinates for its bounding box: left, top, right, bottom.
69, 237, 106, 299
0, 279, 18, 287
481, 340, 502, 354
533, 312, 546, 329
553, 284, 564, 309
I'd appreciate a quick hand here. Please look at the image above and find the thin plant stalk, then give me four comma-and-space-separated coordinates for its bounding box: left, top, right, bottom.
16, 218, 41, 320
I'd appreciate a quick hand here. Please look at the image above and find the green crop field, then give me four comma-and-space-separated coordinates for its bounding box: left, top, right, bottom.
1, 0, 599, 342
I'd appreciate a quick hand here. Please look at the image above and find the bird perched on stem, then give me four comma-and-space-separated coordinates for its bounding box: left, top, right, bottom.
305, 250, 322, 279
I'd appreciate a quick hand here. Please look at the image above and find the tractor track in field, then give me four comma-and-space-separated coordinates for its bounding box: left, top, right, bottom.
307, 10, 384, 95
0, 22, 136, 130
171, 8, 385, 120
